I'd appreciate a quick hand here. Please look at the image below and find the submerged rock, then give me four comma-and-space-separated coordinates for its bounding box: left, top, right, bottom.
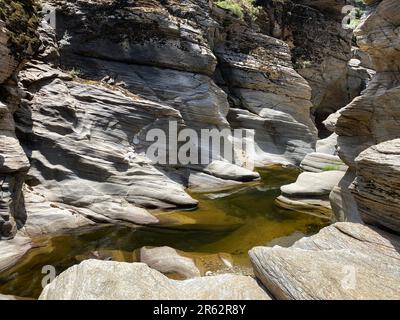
39, 260, 271, 300
250, 222, 400, 300
0, 236, 31, 273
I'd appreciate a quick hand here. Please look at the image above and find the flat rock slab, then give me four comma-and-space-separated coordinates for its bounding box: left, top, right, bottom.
39, 260, 271, 300
188, 172, 242, 193
300, 152, 347, 173
275, 195, 332, 220
281, 170, 345, 197
249, 222, 400, 300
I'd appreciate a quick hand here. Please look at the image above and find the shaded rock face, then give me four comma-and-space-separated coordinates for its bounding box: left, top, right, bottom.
39, 260, 271, 300
0, 0, 325, 236
256, 0, 371, 137
0, 22, 17, 84
214, 17, 317, 165
331, 0, 400, 224
0, 17, 32, 239
250, 222, 400, 300
16, 62, 196, 226
49, 0, 317, 166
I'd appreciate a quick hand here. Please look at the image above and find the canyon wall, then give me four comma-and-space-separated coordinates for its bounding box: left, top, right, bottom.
1, 0, 325, 239
249, 0, 400, 300
330, 0, 400, 230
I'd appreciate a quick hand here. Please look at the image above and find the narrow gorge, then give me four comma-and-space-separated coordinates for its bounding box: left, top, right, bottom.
0, 0, 399, 300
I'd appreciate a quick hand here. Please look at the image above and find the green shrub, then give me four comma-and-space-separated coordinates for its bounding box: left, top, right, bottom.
0, 0, 41, 59
294, 59, 313, 69
215, 0, 260, 21
67, 68, 82, 78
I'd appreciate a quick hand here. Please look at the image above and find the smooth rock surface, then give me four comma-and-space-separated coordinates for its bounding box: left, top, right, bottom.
276, 171, 345, 219
0, 236, 31, 273
140, 246, 201, 280
300, 152, 347, 173
188, 172, 242, 193
39, 260, 271, 300
281, 171, 345, 197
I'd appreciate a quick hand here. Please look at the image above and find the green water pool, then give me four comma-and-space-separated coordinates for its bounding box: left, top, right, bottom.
0, 165, 329, 298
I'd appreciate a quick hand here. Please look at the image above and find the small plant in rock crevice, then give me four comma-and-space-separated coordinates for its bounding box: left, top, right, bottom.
67, 68, 82, 78
322, 165, 342, 172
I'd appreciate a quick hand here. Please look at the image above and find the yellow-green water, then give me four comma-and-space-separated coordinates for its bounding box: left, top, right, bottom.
0, 166, 329, 299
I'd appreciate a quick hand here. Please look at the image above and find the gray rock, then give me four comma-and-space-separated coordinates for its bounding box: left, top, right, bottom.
300, 152, 347, 173
0, 236, 31, 273
16, 72, 197, 225
250, 222, 400, 300
216, 22, 318, 165
351, 139, 400, 233
204, 160, 260, 182
329, 170, 363, 223
0, 21, 17, 83
275, 195, 333, 220
188, 172, 242, 193
140, 246, 201, 279
281, 171, 345, 197
39, 260, 271, 300
332, 0, 400, 221
316, 133, 338, 155
276, 171, 345, 219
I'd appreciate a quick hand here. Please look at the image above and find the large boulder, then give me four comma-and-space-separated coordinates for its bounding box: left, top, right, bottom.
39, 260, 271, 300
276, 170, 345, 219
250, 222, 400, 300
351, 139, 400, 233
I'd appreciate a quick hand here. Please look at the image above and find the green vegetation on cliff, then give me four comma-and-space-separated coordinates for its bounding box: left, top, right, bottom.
0, 0, 41, 59
215, 0, 260, 21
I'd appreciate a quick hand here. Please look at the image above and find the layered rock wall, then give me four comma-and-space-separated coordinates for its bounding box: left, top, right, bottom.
331, 0, 400, 229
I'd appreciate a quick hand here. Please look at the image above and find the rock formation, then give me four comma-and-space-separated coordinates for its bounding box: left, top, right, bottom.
255, 0, 373, 137
249, 0, 400, 301
39, 260, 271, 300
1, 0, 399, 301
329, 0, 400, 225
0, 0, 41, 239
276, 170, 345, 219
0, 0, 325, 242
250, 222, 400, 299
351, 139, 400, 232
